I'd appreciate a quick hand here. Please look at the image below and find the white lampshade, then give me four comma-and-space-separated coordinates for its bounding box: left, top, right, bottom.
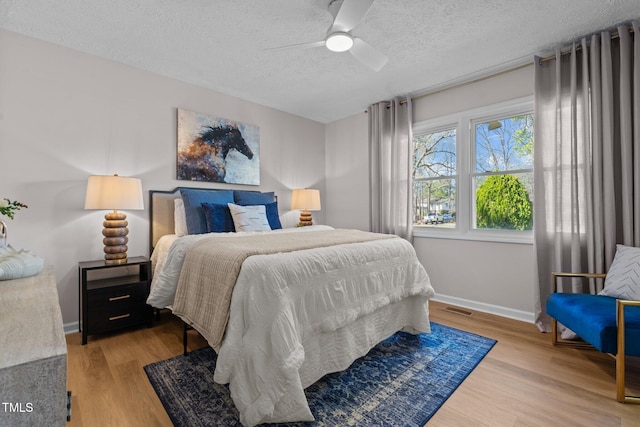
291, 188, 321, 211
84, 174, 144, 264
84, 175, 144, 210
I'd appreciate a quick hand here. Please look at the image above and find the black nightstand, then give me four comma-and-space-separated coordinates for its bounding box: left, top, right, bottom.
79, 256, 152, 345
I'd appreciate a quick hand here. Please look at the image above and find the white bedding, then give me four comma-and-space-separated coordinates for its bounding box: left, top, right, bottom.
148, 225, 335, 309
148, 226, 434, 426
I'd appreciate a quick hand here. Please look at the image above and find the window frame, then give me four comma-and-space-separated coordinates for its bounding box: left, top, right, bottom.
413, 123, 458, 226
412, 96, 534, 244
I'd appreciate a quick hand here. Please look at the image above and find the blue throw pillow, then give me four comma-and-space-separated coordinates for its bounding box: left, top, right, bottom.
233, 191, 275, 205
263, 201, 282, 230
201, 203, 235, 233
180, 189, 234, 234
233, 191, 281, 230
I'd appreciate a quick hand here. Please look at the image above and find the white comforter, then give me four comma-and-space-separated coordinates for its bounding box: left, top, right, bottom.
148, 225, 337, 309
148, 226, 434, 426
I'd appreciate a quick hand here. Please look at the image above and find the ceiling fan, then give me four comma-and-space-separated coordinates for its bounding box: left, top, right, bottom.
269, 0, 388, 72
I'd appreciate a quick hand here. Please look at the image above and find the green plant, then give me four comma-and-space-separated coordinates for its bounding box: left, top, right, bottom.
0, 198, 28, 220
476, 175, 532, 230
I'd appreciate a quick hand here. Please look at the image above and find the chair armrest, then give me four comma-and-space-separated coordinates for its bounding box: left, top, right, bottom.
617, 299, 640, 345
617, 299, 640, 315
551, 272, 607, 292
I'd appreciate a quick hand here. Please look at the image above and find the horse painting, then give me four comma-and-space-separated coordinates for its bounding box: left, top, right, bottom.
177, 119, 258, 183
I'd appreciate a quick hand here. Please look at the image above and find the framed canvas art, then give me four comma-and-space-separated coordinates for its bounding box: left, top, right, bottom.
177, 108, 260, 185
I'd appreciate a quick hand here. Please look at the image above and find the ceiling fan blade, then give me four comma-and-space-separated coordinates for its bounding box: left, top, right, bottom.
266, 40, 325, 51
331, 0, 374, 32
350, 37, 388, 71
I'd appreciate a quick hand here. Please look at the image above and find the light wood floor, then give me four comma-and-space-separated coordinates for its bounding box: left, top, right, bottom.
66, 301, 640, 426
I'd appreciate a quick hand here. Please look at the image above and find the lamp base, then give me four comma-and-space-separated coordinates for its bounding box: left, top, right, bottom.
297, 210, 313, 227
105, 258, 128, 265
102, 211, 129, 264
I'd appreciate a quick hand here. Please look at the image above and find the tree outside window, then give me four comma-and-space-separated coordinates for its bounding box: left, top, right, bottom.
474, 114, 533, 231
413, 128, 456, 227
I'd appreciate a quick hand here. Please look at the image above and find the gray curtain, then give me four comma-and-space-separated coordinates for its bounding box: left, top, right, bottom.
368, 96, 413, 241
533, 23, 640, 332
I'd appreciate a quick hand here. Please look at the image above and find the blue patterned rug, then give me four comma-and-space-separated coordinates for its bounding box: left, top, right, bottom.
144, 322, 496, 426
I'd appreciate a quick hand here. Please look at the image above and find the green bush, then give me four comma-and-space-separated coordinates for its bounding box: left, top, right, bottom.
476, 175, 532, 230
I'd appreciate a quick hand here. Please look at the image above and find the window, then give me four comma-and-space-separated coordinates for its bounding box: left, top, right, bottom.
473, 114, 533, 231
413, 127, 456, 227
412, 97, 534, 243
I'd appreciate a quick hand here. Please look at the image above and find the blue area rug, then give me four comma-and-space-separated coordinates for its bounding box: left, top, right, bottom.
144, 322, 496, 426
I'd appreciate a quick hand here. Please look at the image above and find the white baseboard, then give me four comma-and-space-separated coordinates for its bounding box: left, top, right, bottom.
432, 294, 535, 324
63, 296, 534, 334
64, 321, 79, 335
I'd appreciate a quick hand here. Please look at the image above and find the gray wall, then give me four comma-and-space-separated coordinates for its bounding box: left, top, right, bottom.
1, 27, 538, 327
324, 65, 537, 322
0, 29, 326, 328
324, 112, 369, 231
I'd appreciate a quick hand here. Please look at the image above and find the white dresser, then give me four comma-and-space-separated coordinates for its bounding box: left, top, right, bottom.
0, 266, 67, 426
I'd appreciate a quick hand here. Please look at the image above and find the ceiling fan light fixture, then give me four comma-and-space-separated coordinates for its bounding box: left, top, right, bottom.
325, 32, 354, 52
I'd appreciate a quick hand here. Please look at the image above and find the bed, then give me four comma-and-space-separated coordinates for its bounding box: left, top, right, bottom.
147, 187, 435, 426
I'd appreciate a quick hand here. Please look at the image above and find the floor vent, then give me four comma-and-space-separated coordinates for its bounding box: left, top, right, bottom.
444, 306, 473, 316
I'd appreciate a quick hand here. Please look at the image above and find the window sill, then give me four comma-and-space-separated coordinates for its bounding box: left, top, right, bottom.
413, 227, 533, 245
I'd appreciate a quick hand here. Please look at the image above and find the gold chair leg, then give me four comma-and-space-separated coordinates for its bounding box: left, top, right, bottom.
616, 351, 627, 402
551, 318, 558, 346
616, 299, 640, 404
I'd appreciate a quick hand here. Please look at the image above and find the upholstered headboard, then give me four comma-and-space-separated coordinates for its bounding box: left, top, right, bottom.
148, 187, 277, 253
149, 187, 182, 252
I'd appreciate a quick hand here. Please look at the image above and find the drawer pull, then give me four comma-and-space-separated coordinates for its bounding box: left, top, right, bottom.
109, 314, 131, 321
109, 294, 131, 302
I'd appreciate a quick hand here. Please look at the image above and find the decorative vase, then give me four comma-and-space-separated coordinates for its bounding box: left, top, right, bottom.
0, 219, 6, 247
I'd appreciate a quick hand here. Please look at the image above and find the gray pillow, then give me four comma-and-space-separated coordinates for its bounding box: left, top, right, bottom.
599, 244, 640, 300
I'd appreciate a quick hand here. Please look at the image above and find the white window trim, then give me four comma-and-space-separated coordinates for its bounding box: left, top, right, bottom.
412, 96, 534, 245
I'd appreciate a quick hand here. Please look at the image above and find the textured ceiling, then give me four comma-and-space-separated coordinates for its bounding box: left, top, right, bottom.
1, 0, 640, 123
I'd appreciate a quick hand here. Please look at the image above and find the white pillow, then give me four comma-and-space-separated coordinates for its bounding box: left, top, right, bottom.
0, 245, 45, 281
227, 203, 271, 232
174, 198, 188, 237
599, 244, 640, 300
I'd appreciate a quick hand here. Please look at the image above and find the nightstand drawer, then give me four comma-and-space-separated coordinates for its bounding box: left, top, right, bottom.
87, 283, 150, 333
87, 282, 148, 308
87, 305, 150, 333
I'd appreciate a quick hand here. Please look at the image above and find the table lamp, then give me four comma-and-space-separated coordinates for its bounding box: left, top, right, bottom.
291, 188, 321, 226
84, 174, 144, 264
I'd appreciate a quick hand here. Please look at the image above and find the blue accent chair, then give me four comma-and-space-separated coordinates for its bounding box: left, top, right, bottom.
546, 272, 640, 403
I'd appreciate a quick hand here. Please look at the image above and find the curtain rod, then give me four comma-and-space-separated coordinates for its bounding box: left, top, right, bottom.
364, 98, 409, 112
538, 23, 636, 63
